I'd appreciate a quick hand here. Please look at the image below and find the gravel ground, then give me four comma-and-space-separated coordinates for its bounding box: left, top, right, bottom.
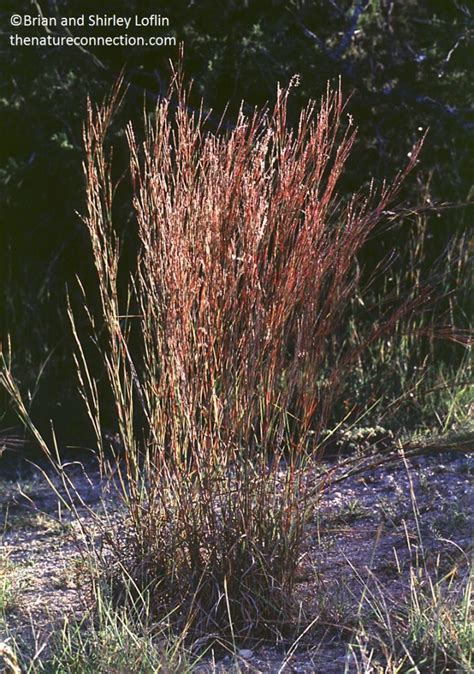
0, 439, 472, 673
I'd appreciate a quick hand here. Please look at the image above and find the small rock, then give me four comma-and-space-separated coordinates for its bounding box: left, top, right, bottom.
238, 649, 254, 659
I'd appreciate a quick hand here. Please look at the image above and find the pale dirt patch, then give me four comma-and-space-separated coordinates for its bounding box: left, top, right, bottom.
0, 446, 472, 673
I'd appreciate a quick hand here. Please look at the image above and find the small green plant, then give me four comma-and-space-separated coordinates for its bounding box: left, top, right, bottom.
349, 559, 473, 673
0, 554, 15, 616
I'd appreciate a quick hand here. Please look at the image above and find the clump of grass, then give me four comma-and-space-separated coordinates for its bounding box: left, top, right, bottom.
2, 66, 425, 644
74, 68, 425, 641
401, 562, 472, 673
0, 577, 196, 674
346, 455, 473, 674
348, 551, 472, 674
42, 584, 195, 674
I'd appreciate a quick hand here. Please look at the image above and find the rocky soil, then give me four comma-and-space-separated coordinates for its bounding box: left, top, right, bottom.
0, 437, 472, 673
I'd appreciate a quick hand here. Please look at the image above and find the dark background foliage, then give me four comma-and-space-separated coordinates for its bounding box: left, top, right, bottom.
1, 0, 472, 440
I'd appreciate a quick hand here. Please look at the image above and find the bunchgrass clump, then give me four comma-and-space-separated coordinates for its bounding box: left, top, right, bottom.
2, 67, 424, 643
